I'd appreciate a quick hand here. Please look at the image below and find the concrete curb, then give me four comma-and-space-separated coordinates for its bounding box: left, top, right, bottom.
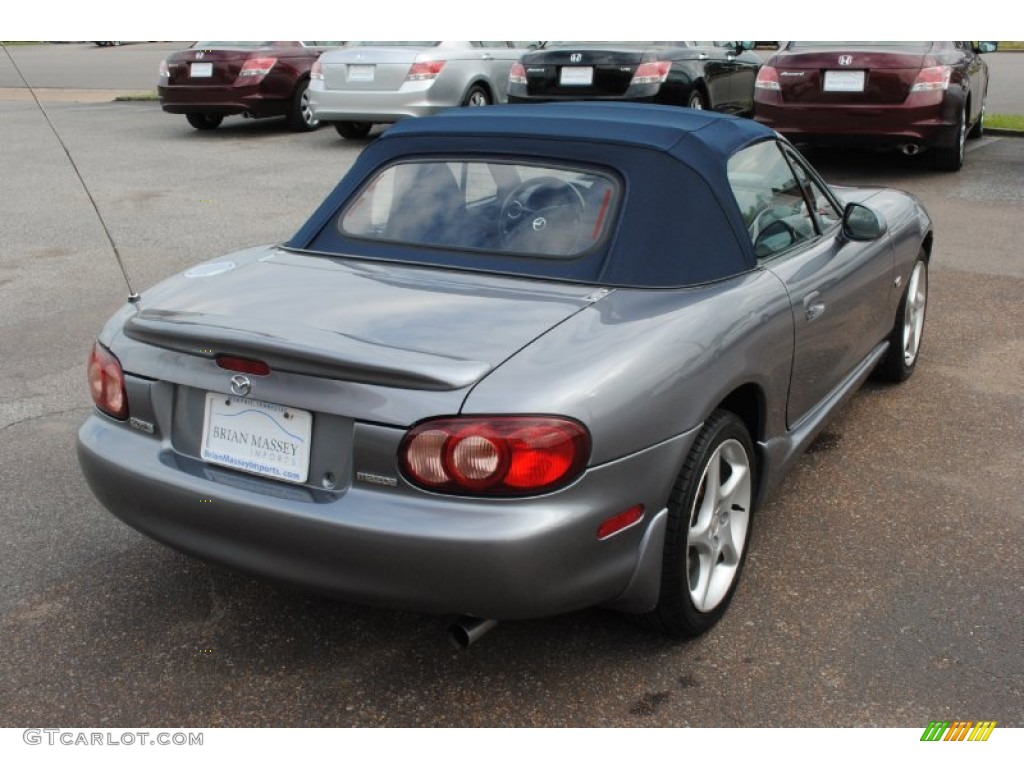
0, 87, 139, 103
986, 128, 1024, 137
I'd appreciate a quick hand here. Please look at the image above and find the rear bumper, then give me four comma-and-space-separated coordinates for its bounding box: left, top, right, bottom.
308, 79, 462, 123
158, 84, 287, 118
753, 91, 963, 149
507, 83, 660, 104
78, 411, 693, 620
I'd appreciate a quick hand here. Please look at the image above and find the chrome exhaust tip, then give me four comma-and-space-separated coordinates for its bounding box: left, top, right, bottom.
447, 617, 498, 648
900, 143, 922, 156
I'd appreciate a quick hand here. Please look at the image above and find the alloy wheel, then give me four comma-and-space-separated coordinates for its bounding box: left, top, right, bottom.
902, 261, 927, 366
686, 438, 752, 612
301, 88, 319, 128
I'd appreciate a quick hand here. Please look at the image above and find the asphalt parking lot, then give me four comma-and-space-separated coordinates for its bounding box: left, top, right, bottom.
0, 45, 1022, 728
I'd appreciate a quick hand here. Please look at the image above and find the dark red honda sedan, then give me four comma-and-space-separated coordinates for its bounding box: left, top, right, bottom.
158, 41, 344, 132
753, 41, 998, 171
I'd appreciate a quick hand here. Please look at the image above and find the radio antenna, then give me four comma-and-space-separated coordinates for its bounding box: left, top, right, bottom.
2, 43, 140, 302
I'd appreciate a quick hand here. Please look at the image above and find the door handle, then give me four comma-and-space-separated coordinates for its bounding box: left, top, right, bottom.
482, 53, 494, 60
803, 291, 825, 321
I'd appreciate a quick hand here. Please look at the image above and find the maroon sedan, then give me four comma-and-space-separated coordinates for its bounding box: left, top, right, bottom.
753, 41, 997, 171
158, 41, 344, 132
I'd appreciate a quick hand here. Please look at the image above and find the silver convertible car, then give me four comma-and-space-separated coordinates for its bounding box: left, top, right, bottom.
78, 104, 931, 646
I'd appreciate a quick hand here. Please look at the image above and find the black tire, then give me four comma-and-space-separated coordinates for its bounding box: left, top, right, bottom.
687, 90, 706, 110
641, 410, 756, 638
462, 84, 491, 107
933, 103, 966, 172
877, 254, 928, 383
967, 100, 985, 139
286, 79, 320, 132
185, 113, 223, 131
334, 121, 373, 140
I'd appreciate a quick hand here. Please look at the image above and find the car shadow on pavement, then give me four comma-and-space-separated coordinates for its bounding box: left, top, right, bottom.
0, 538, 705, 726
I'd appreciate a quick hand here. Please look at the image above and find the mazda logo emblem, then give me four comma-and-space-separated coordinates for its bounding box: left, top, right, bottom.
570, 53, 582, 63
838, 55, 853, 66
532, 217, 547, 232
230, 374, 252, 397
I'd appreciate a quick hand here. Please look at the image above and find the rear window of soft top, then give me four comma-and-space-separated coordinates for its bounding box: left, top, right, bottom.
338, 158, 620, 259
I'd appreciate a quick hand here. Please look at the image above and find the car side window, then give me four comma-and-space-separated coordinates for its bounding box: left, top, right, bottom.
726, 141, 815, 260
783, 151, 843, 232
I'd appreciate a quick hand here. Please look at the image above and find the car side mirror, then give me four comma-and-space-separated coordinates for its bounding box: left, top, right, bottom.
753, 219, 798, 258
737, 41, 755, 52
974, 41, 998, 54
842, 203, 887, 241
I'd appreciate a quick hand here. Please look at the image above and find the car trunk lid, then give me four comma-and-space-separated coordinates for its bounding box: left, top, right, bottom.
320, 45, 441, 92
165, 46, 271, 86
122, 247, 601, 393
521, 48, 649, 98
773, 44, 933, 104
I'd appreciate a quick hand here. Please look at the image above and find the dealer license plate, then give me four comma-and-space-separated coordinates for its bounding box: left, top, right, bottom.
348, 64, 375, 82
200, 394, 313, 484
823, 70, 865, 92
560, 66, 593, 86
190, 62, 213, 78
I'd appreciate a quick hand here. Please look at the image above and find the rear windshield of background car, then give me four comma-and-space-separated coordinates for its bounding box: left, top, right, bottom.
194, 41, 274, 48
338, 159, 619, 259
348, 42, 440, 47
790, 41, 929, 49
546, 41, 681, 47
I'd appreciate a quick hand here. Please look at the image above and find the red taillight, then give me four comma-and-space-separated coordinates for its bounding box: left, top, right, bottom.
509, 62, 527, 85
630, 61, 671, 86
311, 58, 324, 80
910, 65, 951, 92
755, 65, 781, 91
216, 355, 271, 376
407, 60, 445, 81
400, 417, 591, 496
237, 57, 277, 81
87, 342, 128, 420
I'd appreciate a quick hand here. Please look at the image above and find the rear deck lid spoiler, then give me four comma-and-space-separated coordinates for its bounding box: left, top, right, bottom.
123, 310, 491, 391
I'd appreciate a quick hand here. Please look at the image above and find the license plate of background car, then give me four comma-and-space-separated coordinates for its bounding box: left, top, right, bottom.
200, 394, 313, 484
560, 66, 593, 86
823, 70, 865, 92
347, 64, 375, 82
190, 62, 213, 78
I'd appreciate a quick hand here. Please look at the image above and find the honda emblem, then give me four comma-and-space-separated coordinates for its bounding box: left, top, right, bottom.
838, 55, 853, 66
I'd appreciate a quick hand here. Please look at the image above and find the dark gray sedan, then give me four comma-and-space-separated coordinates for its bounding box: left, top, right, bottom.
77, 104, 931, 646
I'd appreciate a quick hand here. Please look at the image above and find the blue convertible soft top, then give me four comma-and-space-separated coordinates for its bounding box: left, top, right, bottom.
385, 102, 773, 157
290, 103, 776, 287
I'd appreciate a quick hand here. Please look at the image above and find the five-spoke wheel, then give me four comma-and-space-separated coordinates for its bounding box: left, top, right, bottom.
879, 254, 928, 382
642, 410, 756, 637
